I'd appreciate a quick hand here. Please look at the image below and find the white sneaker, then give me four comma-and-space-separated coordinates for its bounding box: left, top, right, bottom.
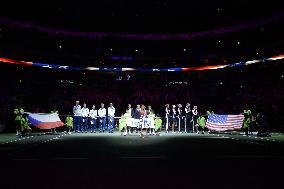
68, 132, 71, 134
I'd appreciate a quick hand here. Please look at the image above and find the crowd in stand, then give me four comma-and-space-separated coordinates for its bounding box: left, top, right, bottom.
0, 63, 284, 132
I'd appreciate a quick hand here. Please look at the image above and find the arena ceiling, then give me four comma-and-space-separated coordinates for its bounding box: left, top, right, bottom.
0, 0, 284, 67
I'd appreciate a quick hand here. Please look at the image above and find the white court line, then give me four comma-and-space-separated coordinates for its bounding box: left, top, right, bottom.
120, 156, 165, 159
53, 157, 88, 160
12, 158, 39, 161
209, 137, 230, 139
1, 133, 50, 145
217, 155, 283, 159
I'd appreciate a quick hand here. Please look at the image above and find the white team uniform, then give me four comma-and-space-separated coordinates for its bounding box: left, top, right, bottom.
89, 109, 98, 119
89, 109, 97, 125
98, 108, 106, 118
81, 107, 89, 117
73, 105, 82, 116
108, 107, 115, 117
81, 107, 89, 123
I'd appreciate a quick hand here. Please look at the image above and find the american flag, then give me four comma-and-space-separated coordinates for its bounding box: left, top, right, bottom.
206, 114, 244, 131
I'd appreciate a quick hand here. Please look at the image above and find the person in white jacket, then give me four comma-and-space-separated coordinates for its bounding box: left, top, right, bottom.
81, 103, 90, 133
192, 105, 198, 133
107, 103, 115, 133
98, 103, 106, 132
89, 105, 98, 133
73, 100, 81, 133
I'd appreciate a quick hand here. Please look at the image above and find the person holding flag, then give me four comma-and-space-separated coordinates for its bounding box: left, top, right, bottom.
154, 114, 162, 136
206, 107, 214, 133
206, 107, 214, 119
197, 113, 206, 134
243, 106, 252, 136
65, 113, 73, 134
14, 105, 24, 137
51, 106, 59, 133
20, 113, 32, 136
119, 113, 127, 136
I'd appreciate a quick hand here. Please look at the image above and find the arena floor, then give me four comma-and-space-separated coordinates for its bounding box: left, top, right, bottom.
0, 131, 283, 188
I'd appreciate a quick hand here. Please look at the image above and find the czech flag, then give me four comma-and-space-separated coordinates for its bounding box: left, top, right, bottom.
27, 113, 64, 129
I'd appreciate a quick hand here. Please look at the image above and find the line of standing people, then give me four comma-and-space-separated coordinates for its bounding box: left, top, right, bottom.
164, 103, 199, 133
73, 101, 116, 133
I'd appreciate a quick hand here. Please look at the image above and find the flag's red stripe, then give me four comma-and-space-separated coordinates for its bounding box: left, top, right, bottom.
35, 121, 64, 129
206, 125, 242, 130
208, 125, 242, 127
206, 123, 242, 128
206, 122, 242, 126
206, 125, 242, 129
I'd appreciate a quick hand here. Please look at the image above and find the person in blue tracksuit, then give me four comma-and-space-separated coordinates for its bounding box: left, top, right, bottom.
107, 103, 115, 133
81, 103, 89, 133
73, 101, 81, 133
98, 103, 106, 132
89, 105, 97, 133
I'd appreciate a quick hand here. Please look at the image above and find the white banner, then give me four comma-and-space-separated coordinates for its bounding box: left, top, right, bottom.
126, 118, 154, 128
